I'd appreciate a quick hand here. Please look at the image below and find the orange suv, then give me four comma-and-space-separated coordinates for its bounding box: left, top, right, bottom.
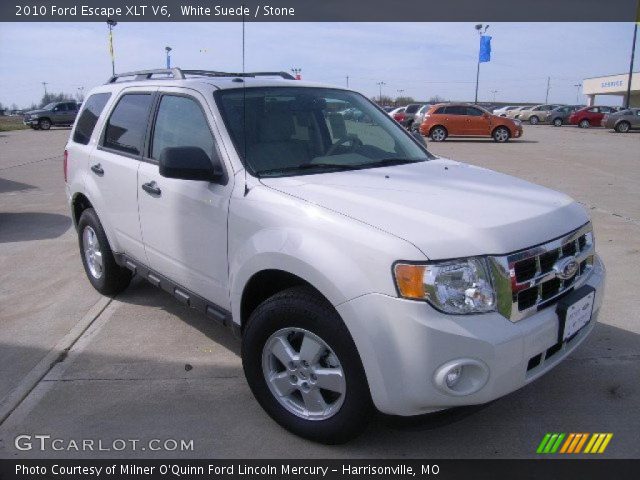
420, 103, 523, 142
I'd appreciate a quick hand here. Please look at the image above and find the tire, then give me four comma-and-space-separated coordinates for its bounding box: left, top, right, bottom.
410, 121, 419, 133
406, 120, 414, 131
579, 119, 590, 128
492, 126, 510, 143
78, 208, 131, 296
553, 117, 563, 127
529, 115, 539, 125
242, 286, 373, 444
430, 126, 448, 142
38, 118, 51, 130
615, 121, 630, 133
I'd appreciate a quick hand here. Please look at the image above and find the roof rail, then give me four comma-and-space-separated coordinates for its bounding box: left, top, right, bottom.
105, 68, 295, 84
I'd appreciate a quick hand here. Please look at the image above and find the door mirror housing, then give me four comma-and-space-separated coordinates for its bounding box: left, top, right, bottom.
158, 147, 223, 182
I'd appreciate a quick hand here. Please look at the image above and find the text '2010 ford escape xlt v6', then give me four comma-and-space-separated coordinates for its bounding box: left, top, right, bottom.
65, 68, 605, 444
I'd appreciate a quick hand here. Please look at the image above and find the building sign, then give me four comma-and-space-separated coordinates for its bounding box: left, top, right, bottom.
600, 80, 625, 88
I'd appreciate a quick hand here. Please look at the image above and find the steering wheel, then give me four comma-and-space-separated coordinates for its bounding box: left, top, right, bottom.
326, 136, 362, 156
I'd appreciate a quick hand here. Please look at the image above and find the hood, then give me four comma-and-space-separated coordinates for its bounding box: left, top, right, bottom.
261, 159, 588, 259
24, 109, 47, 115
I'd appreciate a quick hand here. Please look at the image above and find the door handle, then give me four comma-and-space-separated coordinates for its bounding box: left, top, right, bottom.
141, 181, 161, 196
90, 163, 104, 176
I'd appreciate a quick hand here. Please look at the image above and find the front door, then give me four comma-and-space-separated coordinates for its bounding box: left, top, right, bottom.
137, 90, 232, 308
464, 106, 491, 136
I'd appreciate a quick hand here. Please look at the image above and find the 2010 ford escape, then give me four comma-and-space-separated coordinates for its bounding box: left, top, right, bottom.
65, 68, 606, 444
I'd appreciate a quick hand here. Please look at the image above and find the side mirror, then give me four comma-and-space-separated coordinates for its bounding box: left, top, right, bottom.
159, 147, 223, 182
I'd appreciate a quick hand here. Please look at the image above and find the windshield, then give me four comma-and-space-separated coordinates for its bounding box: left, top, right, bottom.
42, 103, 57, 110
216, 87, 432, 178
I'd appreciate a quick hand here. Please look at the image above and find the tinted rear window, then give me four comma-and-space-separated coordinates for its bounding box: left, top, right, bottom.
73, 93, 111, 145
405, 104, 420, 114
103, 94, 153, 156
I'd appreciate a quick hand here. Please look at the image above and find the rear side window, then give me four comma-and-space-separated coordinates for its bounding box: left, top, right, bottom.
445, 106, 466, 115
434, 107, 446, 114
466, 107, 483, 116
151, 95, 215, 161
103, 94, 153, 156
73, 93, 111, 145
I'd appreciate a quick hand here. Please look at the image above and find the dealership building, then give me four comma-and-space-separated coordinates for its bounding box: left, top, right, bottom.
582, 72, 640, 107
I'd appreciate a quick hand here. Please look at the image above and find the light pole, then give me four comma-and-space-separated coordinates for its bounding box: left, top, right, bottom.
625, 22, 637, 109
165, 46, 172, 69
491, 89, 498, 102
574, 83, 582, 104
106, 19, 117, 76
377, 81, 386, 104
42, 82, 48, 97
474, 23, 490, 104
291, 68, 302, 80
77, 86, 84, 102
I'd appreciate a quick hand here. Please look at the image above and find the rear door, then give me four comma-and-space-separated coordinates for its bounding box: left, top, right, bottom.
137, 89, 232, 307
88, 88, 156, 262
464, 106, 490, 135
442, 105, 466, 135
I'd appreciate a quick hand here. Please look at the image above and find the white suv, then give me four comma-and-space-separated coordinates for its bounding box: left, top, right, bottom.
65, 68, 605, 444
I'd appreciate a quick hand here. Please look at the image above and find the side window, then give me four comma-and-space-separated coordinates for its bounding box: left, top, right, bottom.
466, 107, 483, 116
434, 107, 446, 114
151, 95, 215, 162
444, 106, 465, 115
54, 104, 65, 112
67, 103, 78, 111
73, 93, 112, 145
588, 107, 598, 113
103, 93, 153, 156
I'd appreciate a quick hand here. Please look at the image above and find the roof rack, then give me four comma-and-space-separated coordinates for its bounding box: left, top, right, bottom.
106, 68, 295, 84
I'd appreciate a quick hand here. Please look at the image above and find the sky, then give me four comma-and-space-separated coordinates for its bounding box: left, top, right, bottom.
0, 22, 637, 108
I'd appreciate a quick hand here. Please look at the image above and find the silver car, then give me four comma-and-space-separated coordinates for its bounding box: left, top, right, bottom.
410, 104, 431, 132
601, 108, 640, 133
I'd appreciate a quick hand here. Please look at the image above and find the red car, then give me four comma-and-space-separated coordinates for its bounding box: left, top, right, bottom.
568, 106, 618, 128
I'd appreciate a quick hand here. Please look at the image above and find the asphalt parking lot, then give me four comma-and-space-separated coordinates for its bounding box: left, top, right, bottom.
0, 125, 638, 458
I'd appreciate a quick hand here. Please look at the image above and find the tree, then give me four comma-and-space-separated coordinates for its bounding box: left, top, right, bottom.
395, 96, 415, 106
428, 95, 446, 104
39, 92, 74, 108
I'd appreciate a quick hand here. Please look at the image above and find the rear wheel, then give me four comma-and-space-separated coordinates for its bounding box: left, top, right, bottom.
553, 117, 563, 127
579, 119, 590, 128
78, 208, 131, 295
615, 121, 630, 133
492, 126, 510, 143
430, 126, 447, 142
242, 286, 373, 444
38, 118, 51, 130
529, 115, 539, 125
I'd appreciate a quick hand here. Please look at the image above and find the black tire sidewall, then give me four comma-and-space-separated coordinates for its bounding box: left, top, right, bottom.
39, 119, 51, 130
242, 288, 373, 444
78, 208, 130, 296
615, 122, 629, 133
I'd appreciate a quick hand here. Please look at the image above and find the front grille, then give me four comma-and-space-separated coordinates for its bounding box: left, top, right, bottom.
489, 223, 595, 322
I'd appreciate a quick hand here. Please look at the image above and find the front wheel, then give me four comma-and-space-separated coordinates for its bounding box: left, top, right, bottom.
242, 287, 373, 444
493, 126, 511, 143
615, 121, 630, 133
553, 118, 563, 127
430, 126, 448, 142
38, 118, 51, 130
529, 115, 539, 125
579, 119, 590, 128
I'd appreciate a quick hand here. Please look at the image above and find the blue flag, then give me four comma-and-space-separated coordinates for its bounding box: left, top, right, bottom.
479, 35, 492, 63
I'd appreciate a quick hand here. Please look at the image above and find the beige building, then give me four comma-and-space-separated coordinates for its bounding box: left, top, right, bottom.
582, 72, 640, 107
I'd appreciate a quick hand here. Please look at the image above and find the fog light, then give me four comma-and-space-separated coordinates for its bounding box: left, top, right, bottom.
445, 366, 463, 388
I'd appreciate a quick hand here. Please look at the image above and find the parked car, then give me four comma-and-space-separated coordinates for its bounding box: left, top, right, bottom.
399, 103, 423, 129
517, 104, 563, 125
568, 106, 619, 128
546, 105, 583, 126
66, 68, 604, 444
601, 108, 640, 132
23, 101, 79, 130
420, 103, 523, 142
410, 104, 431, 132
388, 106, 406, 123
492, 105, 520, 117
506, 106, 530, 119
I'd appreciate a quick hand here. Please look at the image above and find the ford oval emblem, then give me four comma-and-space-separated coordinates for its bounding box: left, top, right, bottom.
553, 257, 579, 280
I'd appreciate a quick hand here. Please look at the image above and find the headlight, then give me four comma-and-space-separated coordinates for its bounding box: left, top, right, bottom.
394, 258, 496, 314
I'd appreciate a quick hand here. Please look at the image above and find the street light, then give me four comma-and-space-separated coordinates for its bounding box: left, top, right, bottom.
106, 19, 117, 76
377, 81, 386, 103
491, 89, 498, 102
474, 23, 490, 104
165, 46, 172, 69
574, 83, 582, 104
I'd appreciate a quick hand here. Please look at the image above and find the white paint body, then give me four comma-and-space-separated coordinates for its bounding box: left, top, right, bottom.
66, 77, 605, 416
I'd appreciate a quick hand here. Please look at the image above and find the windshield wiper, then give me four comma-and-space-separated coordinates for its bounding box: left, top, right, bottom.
351, 158, 425, 168
257, 163, 359, 176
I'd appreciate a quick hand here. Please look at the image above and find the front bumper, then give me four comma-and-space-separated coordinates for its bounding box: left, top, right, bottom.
23, 119, 38, 126
337, 255, 605, 416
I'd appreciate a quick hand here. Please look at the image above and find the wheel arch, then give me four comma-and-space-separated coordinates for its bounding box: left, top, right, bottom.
429, 124, 448, 135
71, 192, 93, 228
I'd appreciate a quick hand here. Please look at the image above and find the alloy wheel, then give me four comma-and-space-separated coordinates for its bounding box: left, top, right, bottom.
82, 226, 103, 279
261, 327, 346, 421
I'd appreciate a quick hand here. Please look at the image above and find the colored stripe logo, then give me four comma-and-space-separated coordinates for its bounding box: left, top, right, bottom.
537, 433, 612, 454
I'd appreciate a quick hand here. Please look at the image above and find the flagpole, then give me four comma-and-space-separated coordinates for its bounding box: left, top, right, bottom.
474, 60, 480, 104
